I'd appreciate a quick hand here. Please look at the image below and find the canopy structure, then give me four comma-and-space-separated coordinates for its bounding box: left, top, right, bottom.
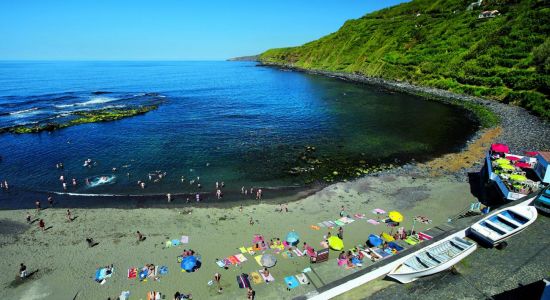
286, 231, 300, 245
368, 234, 383, 247
491, 143, 510, 153
181, 256, 197, 272
260, 254, 277, 268
327, 236, 344, 250
509, 174, 527, 182
388, 211, 404, 223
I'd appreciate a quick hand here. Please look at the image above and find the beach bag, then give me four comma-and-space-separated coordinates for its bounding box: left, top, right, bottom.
236, 273, 250, 288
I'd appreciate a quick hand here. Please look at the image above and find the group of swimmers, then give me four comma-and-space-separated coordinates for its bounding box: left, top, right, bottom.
0, 180, 8, 190
240, 186, 263, 200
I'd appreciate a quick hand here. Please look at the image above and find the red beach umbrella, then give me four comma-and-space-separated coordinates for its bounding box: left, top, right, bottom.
514, 162, 531, 169
491, 143, 510, 153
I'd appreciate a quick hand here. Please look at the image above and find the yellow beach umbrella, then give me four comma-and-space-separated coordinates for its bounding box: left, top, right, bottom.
381, 232, 395, 242
495, 158, 510, 165
500, 164, 515, 171
327, 236, 344, 250
388, 211, 404, 223
509, 174, 527, 182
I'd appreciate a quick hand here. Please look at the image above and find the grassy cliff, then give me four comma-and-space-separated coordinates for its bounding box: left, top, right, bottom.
259, 0, 550, 119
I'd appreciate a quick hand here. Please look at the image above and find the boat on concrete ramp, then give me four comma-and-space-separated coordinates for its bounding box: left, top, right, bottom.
387, 237, 477, 283
469, 205, 538, 248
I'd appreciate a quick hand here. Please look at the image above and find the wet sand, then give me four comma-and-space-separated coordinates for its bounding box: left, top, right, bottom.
0, 173, 476, 300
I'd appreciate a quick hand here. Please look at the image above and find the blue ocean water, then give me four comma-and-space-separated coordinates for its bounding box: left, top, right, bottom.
0, 61, 477, 202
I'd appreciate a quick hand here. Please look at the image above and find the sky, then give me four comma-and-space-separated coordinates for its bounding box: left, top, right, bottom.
0, 0, 407, 60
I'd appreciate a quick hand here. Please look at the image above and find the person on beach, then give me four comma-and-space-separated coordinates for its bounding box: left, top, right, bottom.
167, 193, 172, 202
38, 219, 45, 231
247, 287, 255, 300
35, 200, 41, 212
196, 193, 200, 202
26, 212, 31, 223
216, 189, 222, 199
241, 186, 245, 194
214, 272, 222, 293
66, 209, 72, 222
338, 227, 344, 240
239, 205, 243, 213
284, 204, 289, 213
326, 231, 332, 239
19, 263, 27, 278
340, 205, 345, 217
249, 217, 254, 226
256, 189, 262, 200
250, 187, 254, 195
137, 231, 144, 241
62, 182, 67, 190
48, 196, 53, 207
261, 268, 271, 283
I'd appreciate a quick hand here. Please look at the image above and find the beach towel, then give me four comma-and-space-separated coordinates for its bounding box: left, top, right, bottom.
305, 247, 315, 257
354, 213, 366, 219
159, 266, 168, 275
293, 248, 304, 257
373, 248, 390, 258
254, 255, 263, 266
302, 267, 312, 273
216, 260, 226, 268
339, 217, 355, 224
223, 258, 232, 266
228, 256, 240, 265
296, 273, 309, 285
235, 253, 247, 263
119, 291, 130, 300
95, 267, 113, 282
259, 270, 275, 282
322, 221, 333, 228
236, 274, 251, 288
418, 232, 433, 241
284, 276, 300, 290
337, 259, 347, 267
310, 225, 320, 230
334, 220, 345, 226
239, 247, 247, 254
139, 268, 148, 280
165, 240, 172, 248
180, 235, 189, 244
372, 208, 386, 214
317, 222, 325, 228
128, 267, 137, 279
246, 247, 255, 255
171, 239, 180, 246
367, 219, 380, 225
404, 236, 419, 245
250, 272, 263, 284
283, 241, 289, 247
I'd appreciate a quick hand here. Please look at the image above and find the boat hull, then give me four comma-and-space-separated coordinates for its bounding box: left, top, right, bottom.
387, 239, 477, 284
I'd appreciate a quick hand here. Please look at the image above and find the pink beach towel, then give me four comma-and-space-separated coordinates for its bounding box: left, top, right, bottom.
372, 208, 386, 214
367, 219, 380, 225
293, 248, 304, 257
354, 213, 366, 219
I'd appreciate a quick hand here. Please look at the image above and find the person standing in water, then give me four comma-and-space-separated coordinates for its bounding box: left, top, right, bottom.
48, 196, 54, 207
167, 193, 172, 202
35, 200, 41, 212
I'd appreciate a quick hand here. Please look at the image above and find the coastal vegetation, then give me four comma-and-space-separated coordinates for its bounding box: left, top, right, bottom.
0, 105, 158, 134
259, 0, 550, 120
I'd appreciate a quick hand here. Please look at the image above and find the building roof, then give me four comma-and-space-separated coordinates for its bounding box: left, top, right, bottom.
538, 151, 550, 162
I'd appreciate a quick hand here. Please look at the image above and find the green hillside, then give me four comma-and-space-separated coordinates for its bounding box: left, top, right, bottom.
259, 0, 550, 119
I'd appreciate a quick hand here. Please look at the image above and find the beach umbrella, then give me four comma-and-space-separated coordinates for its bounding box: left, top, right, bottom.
515, 162, 531, 169
180, 256, 197, 272
286, 231, 300, 245
495, 158, 510, 165
491, 143, 509, 153
368, 234, 383, 247
327, 236, 344, 250
381, 232, 395, 242
388, 211, 404, 223
509, 174, 527, 182
500, 164, 515, 171
260, 254, 277, 268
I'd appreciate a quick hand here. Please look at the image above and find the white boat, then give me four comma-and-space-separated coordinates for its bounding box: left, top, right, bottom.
387, 237, 477, 283
469, 205, 538, 246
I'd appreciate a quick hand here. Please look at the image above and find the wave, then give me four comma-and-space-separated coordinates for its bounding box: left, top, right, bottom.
9, 107, 39, 115
55, 96, 118, 108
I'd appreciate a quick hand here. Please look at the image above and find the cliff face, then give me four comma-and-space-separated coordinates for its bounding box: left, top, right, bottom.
259, 0, 550, 119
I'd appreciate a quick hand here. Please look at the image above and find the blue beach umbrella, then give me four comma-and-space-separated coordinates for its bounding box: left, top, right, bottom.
368, 234, 383, 247
286, 231, 300, 245
181, 256, 197, 272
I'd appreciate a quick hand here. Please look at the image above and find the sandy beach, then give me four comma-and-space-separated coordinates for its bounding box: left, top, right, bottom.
0, 172, 476, 300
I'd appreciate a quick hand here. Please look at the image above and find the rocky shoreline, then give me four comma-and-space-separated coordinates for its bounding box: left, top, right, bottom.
257, 63, 550, 153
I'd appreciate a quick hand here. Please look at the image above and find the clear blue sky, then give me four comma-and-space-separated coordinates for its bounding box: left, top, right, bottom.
0, 0, 407, 60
